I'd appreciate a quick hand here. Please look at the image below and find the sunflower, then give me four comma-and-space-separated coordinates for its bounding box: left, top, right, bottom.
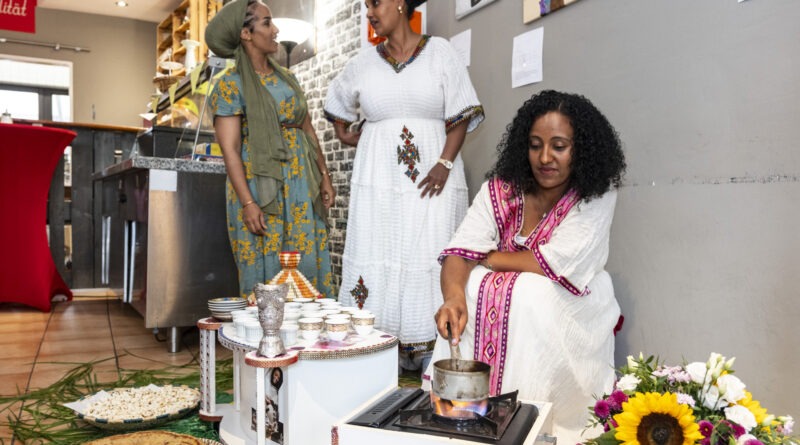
614, 392, 704, 445
738, 391, 768, 425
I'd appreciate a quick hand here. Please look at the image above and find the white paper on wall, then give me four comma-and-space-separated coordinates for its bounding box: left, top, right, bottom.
511, 27, 544, 88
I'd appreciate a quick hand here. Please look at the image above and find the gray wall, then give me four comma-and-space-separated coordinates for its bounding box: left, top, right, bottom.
0, 9, 155, 127
426, 0, 799, 418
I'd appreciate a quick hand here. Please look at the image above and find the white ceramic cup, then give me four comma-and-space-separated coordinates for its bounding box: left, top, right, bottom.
231, 309, 256, 319
300, 310, 325, 319
339, 306, 360, 315
352, 313, 375, 336
316, 298, 336, 304
302, 302, 321, 311
280, 325, 298, 346
244, 319, 263, 342
298, 317, 323, 341
325, 313, 351, 322
234, 318, 248, 338
284, 302, 303, 311
320, 309, 340, 317
325, 318, 350, 341
292, 297, 313, 304
283, 310, 302, 322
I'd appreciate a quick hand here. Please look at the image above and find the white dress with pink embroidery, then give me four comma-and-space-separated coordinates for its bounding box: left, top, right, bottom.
324, 35, 484, 352
422, 179, 621, 445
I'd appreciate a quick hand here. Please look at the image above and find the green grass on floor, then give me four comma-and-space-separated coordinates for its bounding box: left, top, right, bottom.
399, 369, 423, 388
0, 354, 233, 445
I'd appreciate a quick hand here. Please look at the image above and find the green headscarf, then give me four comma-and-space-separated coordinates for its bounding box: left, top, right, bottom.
205, 0, 322, 218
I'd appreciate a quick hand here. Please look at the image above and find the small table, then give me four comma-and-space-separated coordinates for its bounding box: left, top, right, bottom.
0, 124, 76, 311
197, 318, 399, 445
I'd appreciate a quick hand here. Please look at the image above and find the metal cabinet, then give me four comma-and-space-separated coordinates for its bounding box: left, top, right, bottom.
97, 159, 238, 351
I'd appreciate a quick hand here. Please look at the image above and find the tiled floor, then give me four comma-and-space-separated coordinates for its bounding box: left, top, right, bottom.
0, 296, 232, 443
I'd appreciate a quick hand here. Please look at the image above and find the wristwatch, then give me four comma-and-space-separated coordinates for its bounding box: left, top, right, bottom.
437, 158, 454, 170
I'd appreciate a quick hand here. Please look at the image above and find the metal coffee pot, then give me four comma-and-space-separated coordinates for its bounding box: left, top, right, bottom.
254, 282, 289, 358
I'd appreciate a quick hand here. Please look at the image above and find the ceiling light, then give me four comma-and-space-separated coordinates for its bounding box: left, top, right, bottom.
115, 1, 128, 7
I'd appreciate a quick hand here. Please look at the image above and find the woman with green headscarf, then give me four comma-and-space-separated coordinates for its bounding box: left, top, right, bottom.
206, 0, 335, 299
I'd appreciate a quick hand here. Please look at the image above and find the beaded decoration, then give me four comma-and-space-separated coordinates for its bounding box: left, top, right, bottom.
350, 276, 369, 310
396, 125, 420, 182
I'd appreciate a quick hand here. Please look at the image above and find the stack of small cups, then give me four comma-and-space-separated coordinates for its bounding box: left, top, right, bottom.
280, 302, 302, 346
320, 300, 349, 341
232, 308, 261, 343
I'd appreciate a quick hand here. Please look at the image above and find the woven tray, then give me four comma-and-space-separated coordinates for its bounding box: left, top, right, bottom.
66, 385, 201, 432
84, 430, 222, 444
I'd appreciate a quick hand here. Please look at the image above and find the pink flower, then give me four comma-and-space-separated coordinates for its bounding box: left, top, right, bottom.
609, 390, 628, 410
594, 400, 611, 419
699, 420, 714, 438
730, 422, 746, 438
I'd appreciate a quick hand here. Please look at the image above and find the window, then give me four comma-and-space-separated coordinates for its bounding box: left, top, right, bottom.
0, 56, 72, 121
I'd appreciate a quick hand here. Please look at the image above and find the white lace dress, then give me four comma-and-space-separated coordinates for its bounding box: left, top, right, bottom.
324, 35, 484, 351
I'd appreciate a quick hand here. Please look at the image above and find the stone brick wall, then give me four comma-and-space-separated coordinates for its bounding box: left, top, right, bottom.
291, 0, 361, 296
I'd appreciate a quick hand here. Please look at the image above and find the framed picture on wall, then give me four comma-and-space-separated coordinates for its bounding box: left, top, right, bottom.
523, 0, 582, 24
456, 0, 498, 20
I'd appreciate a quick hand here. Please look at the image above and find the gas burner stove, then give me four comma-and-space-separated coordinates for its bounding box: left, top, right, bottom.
346, 388, 539, 444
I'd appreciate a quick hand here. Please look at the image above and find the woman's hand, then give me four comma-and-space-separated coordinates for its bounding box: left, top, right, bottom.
321, 175, 336, 209
339, 129, 361, 147
242, 201, 267, 235
435, 293, 468, 345
333, 121, 362, 147
418, 163, 450, 198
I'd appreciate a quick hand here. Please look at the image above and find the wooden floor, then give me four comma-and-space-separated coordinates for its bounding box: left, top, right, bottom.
0, 296, 232, 443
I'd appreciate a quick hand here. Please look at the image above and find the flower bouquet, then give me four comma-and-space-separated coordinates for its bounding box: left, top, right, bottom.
584, 353, 796, 445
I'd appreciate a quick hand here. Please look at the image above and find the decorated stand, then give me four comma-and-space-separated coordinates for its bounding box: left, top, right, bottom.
198, 316, 398, 445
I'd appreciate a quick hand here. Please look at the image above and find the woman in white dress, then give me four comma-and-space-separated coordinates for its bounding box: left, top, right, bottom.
426, 90, 627, 445
324, 0, 484, 369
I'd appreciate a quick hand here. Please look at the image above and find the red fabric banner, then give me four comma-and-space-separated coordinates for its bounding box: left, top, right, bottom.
0, 0, 36, 34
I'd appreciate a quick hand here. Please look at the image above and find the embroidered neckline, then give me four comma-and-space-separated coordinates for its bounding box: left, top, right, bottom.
376, 35, 431, 73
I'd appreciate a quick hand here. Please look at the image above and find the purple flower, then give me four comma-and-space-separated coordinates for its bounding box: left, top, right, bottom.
701, 439, 710, 445
609, 390, 628, 410
594, 400, 611, 419
742, 439, 764, 445
730, 422, 746, 438
698, 420, 714, 438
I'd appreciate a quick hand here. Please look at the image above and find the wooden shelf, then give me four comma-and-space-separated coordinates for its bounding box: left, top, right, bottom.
154, 0, 222, 80
157, 36, 173, 53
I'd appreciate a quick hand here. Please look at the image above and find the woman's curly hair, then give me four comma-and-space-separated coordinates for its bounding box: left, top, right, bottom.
488, 90, 626, 200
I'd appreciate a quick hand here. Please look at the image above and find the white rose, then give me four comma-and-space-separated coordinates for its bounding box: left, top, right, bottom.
686, 362, 710, 384
725, 404, 757, 432
627, 355, 639, 370
616, 374, 641, 392
737, 434, 758, 445
702, 385, 721, 410
724, 357, 736, 370
717, 374, 746, 404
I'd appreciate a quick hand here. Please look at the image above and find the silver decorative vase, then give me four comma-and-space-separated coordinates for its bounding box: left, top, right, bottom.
254, 283, 288, 357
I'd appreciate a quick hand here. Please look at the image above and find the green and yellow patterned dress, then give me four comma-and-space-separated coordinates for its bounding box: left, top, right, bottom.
211, 67, 333, 299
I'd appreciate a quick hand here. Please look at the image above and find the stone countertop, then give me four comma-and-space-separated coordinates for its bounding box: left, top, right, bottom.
93, 156, 227, 180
